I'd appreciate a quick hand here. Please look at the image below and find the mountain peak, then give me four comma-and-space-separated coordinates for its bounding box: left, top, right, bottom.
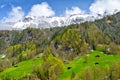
1, 12, 118, 30
12, 13, 102, 30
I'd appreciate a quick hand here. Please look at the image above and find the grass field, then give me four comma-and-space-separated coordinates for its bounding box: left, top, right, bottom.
0, 51, 120, 80
58, 51, 120, 80
0, 54, 43, 80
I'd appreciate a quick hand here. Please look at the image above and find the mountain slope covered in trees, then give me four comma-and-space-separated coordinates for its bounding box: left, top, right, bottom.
0, 12, 120, 80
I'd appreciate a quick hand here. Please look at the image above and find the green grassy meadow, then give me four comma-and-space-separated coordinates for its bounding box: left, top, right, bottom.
0, 54, 43, 80
0, 50, 120, 80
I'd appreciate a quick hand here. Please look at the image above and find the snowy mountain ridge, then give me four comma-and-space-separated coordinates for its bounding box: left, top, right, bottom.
12, 13, 101, 30
0, 12, 116, 30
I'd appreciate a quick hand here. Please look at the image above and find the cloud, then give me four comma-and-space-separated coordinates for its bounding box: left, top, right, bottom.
0, 4, 6, 8
65, 7, 85, 16
28, 2, 55, 17
90, 0, 120, 15
2, 6, 24, 22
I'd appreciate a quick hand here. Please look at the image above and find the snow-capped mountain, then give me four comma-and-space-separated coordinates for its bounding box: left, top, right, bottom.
0, 12, 111, 30
12, 13, 102, 30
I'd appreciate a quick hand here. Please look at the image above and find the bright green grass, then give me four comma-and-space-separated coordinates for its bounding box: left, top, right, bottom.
0, 54, 43, 80
58, 51, 120, 80
0, 51, 120, 80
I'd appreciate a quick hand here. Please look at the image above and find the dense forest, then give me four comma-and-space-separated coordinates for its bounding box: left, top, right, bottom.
0, 12, 120, 80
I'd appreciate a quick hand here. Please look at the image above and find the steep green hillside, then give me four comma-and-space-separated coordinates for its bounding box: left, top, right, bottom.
59, 50, 120, 80
0, 12, 120, 80
0, 54, 43, 80
0, 50, 120, 80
